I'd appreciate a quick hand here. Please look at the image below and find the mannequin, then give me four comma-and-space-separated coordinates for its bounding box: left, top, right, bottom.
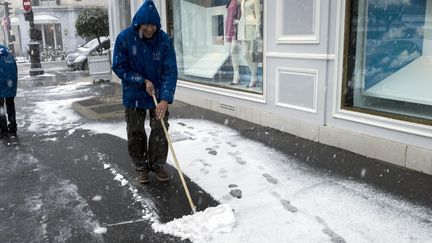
226, 0, 241, 85
237, 0, 261, 87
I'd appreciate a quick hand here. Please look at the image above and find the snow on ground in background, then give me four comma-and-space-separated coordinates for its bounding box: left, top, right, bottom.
25, 82, 93, 132
82, 119, 432, 243
17, 81, 91, 98
81, 122, 128, 140
20, 73, 56, 80
40, 82, 91, 95
153, 204, 236, 243
27, 97, 87, 132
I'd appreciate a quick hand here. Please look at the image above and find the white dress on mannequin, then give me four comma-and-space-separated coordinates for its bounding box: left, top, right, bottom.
237, 0, 261, 87
237, 0, 261, 41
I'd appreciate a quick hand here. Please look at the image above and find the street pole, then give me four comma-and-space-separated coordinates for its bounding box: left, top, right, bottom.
1, 1, 15, 55
23, 0, 44, 76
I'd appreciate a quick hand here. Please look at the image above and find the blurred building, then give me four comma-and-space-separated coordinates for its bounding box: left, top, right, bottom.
4, 0, 106, 57
108, 0, 432, 176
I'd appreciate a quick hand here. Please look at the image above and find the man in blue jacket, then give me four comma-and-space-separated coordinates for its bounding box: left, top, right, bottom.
0, 44, 18, 140
113, 0, 178, 183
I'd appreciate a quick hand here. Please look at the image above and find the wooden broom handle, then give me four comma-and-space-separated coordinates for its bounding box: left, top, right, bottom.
152, 94, 197, 213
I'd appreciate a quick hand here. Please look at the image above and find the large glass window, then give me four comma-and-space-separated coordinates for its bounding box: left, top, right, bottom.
35, 24, 63, 49
166, 0, 264, 93
344, 0, 432, 124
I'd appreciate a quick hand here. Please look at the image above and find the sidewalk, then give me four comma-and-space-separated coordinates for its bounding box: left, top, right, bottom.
71, 79, 432, 242
2, 73, 431, 242
74, 80, 432, 207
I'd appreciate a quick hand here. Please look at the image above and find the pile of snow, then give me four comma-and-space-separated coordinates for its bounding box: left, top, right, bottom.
93, 226, 107, 234
153, 204, 236, 243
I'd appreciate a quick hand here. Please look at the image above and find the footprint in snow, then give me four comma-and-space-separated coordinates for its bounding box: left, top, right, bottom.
208, 150, 217, 156
263, 173, 278, 184
194, 158, 212, 168
230, 189, 242, 199
235, 157, 247, 165
226, 141, 237, 148
200, 168, 209, 175
270, 191, 298, 214
183, 131, 194, 136
280, 200, 298, 213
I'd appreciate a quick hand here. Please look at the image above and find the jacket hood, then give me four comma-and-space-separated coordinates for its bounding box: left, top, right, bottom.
132, 0, 161, 30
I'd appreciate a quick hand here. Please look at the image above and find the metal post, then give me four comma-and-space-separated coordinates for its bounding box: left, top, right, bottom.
27, 10, 44, 76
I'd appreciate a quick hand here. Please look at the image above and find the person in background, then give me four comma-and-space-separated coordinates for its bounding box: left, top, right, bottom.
0, 44, 18, 140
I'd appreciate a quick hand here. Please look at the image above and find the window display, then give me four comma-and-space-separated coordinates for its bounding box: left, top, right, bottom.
166, 0, 264, 93
344, 0, 432, 123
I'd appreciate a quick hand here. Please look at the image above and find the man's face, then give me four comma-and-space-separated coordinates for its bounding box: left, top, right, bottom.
139, 24, 157, 39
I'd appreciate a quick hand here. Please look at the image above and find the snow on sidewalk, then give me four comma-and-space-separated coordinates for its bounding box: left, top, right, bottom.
82, 119, 432, 243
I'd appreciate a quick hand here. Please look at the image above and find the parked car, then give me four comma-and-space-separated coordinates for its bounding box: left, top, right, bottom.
66, 37, 110, 70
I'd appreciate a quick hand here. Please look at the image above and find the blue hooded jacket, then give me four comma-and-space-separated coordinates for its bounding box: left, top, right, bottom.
112, 0, 178, 110
0, 44, 17, 98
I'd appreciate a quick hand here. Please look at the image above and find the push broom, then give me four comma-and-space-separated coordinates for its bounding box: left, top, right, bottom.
151, 94, 236, 242
152, 94, 197, 213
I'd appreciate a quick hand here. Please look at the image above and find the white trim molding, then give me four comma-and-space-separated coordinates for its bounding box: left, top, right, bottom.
177, 80, 267, 104
267, 52, 335, 60
275, 67, 319, 113
275, 0, 321, 44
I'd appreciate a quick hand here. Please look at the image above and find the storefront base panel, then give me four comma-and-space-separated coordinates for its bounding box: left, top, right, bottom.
176, 89, 432, 176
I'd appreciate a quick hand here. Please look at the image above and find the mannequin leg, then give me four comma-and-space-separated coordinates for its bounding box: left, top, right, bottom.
230, 41, 241, 85
241, 41, 258, 87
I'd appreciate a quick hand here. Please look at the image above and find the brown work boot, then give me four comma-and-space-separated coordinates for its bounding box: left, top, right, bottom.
136, 170, 150, 184
154, 166, 170, 182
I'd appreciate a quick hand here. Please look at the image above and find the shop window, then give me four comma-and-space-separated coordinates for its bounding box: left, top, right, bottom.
166, 0, 264, 93
35, 24, 63, 50
343, 0, 432, 124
